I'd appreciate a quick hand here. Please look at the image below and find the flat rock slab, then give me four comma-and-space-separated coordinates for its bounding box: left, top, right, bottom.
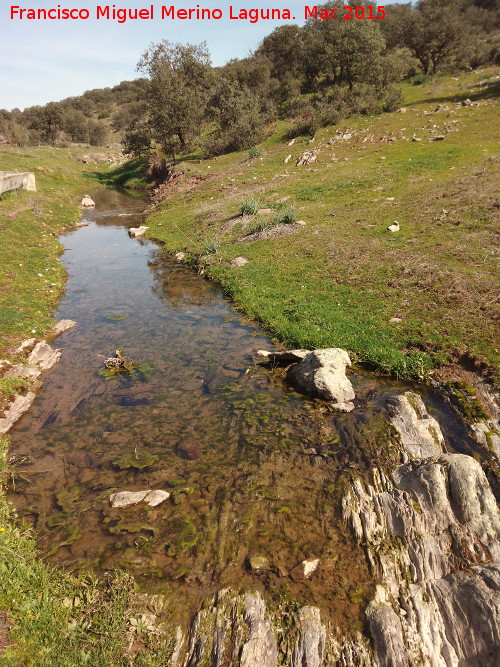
52, 320, 77, 338
386, 392, 444, 458
3, 364, 41, 383
256, 349, 309, 364
0, 392, 36, 434
27, 342, 61, 371
109, 489, 170, 508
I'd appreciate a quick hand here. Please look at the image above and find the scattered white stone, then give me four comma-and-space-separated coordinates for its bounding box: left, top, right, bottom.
284, 154, 292, 164
389, 317, 402, 324
296, 151, 317, 166
387, 222, 400, 233
302, 558, 320, 578
399, 108, 407, 113
175, 251, 186, 262
412, 137, 422, 142
255, 350, 271, 359
128, 226, 148, 238
231, 257, 250, 268
80, 195, 95, 207
52, 320, 77, 338
287, 138, 296, 146
295, 220, 306, 226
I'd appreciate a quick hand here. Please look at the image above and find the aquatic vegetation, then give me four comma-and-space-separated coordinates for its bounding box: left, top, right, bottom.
98, 352, 155, 381
112, 449, 159, 470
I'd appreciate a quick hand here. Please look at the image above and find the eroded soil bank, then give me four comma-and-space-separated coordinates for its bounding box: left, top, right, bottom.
7, 189, 493, 648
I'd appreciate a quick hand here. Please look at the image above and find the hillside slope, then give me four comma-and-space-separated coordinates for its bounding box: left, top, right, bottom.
144, 68, 499, 381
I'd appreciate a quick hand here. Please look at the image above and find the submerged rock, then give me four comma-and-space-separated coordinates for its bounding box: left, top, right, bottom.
176, 439, 201, 461
109, 489, 170, 508
248, 555, 270, 572
52, 319, 77, 338
288, 348, 355, 411
386, 391, 445, 459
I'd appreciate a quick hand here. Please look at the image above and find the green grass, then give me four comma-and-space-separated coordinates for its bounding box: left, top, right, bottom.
0, 146, 98, 361
144, 67, 500, 380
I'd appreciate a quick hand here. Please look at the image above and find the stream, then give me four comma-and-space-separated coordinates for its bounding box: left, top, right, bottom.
8, 189, 478, 625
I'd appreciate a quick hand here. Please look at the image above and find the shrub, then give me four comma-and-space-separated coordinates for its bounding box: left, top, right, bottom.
247, 147, 261, 159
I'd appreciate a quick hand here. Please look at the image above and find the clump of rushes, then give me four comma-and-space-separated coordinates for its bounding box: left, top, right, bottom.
240, 198, 260, 216
273, 203, 297, 225
202, 238, 221, 255
246, 219, 270, 235
247, 147, 261, 159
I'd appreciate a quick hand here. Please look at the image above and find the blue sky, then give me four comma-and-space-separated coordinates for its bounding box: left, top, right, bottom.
0, 1, 407, 110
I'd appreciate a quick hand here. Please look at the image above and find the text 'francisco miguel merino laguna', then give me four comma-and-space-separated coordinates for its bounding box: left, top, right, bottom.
10, 5, 387, 23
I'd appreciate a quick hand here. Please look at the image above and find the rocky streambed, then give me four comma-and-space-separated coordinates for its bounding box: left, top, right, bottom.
2, 190, 499, 665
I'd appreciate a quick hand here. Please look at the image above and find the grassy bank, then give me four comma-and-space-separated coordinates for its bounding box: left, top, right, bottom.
141, 68, 499, 381
0, 146, 97, 359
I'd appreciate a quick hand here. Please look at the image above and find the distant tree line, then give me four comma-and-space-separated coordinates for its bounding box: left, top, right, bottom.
1, 0, 498, 155
0, 79, 148, 148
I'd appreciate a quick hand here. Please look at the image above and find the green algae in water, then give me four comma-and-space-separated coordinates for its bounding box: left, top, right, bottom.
113, 450, 159, 470
98, 361, 155, 382
104, 314, 128, 321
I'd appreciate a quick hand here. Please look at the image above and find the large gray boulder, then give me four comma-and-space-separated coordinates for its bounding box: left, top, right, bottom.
287, 348, 355, 411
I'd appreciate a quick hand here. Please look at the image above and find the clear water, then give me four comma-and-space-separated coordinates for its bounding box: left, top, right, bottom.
8, 189, 476, 624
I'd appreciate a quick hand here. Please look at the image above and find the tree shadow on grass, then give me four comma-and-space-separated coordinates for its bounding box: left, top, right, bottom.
410, 79, 500, 107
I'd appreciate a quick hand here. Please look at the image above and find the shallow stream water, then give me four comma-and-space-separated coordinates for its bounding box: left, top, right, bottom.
8, 189, 477, 624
